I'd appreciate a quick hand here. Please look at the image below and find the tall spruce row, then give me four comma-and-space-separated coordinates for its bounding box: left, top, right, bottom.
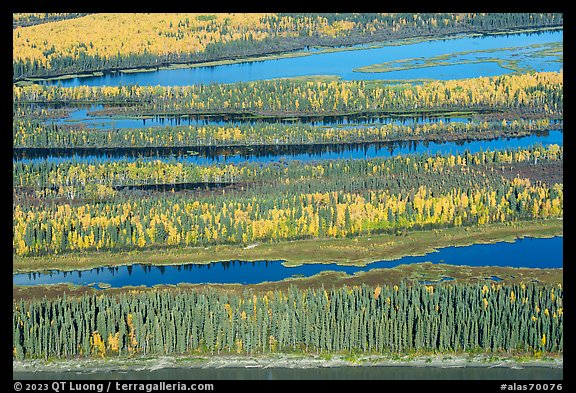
13, 283, 563, 359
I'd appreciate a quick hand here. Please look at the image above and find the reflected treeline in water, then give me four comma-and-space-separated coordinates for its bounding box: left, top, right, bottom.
47, 105, 473, 128
13, 237, 563, 288
24, 260, 281, 282
14, 140, 420, 160
173, 259, 278, 270
27, 265, 123, 280
13, 131, 558, 162
113, 181, 236, 192
141, 259, 279, 273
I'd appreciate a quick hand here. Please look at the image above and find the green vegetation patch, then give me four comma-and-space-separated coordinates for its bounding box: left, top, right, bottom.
354, 42, 561, 75
196, 15, 216, 22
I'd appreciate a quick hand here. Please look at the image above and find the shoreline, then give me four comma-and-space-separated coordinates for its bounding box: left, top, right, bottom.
12, 353, 563, 374
12, 219, 563, 274
13, 264, 563, 302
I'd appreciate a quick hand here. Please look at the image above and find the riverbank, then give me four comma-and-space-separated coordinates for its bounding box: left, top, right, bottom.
354, 41, 562, 75
13, 262, 563, 301
14, 25, 562, 85
12, 352, 563, 375
13, 219, 563, 274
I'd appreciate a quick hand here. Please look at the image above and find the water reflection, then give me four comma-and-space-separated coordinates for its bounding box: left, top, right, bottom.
14, 130, 563, 165
13, 236, 563, 288
36, 30, 562, 87
13, 365, 564, 380
36, 103, 474, 129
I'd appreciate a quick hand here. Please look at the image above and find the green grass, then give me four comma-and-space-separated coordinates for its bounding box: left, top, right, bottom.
319, 353, 333, 361
12, 219, 562, 273
12, 262, 563, 302
483, 26, 562, 36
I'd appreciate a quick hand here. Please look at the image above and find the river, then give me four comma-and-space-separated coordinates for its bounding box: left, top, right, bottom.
40, 30, 562, 87
13, 25, 564, 381
13, 236, 563, 288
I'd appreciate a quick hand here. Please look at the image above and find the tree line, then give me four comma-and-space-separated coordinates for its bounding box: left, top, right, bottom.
13, 144, 563, 192
14, 72, 563, 118
13, 145, 563, 256
13, 282, 563, 359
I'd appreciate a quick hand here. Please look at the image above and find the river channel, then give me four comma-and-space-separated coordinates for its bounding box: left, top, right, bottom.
40, 30, 562, 87
13, 236, 562, 288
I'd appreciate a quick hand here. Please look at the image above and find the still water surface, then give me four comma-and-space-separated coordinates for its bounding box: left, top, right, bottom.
13, 365, 563, 380
51, 104, 472, 129
14, 131, 563, 165
13, 236, 563, 288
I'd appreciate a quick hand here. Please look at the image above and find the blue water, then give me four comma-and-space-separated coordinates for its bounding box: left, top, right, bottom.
15, 130, 563, 165
51, 104, 472, 129
42, 30, 562, 87
13, 236, 563, 288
